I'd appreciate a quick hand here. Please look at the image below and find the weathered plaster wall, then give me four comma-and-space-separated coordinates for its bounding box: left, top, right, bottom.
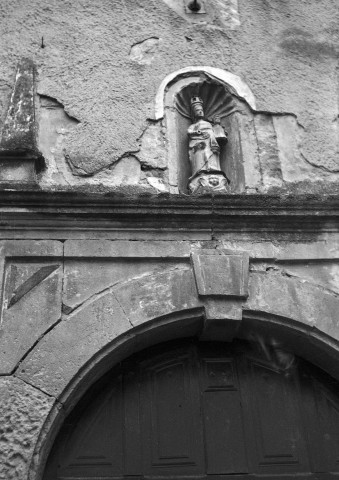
0, 1, 338, 478
0, 0, 338, 192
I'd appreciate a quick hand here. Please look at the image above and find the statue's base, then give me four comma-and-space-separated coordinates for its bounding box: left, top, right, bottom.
188, 172, 228, 194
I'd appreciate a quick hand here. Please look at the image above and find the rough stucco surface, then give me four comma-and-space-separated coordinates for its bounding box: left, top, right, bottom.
0, 376, 55, 480
0, 0, 337, 190
237, 0, 339, 172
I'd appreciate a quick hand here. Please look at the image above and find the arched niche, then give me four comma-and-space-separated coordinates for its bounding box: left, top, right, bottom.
43, 337, 339, 479
157, 67, 256, 194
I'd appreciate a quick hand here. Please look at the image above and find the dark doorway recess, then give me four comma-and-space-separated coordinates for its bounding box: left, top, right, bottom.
43, 339, 339, 479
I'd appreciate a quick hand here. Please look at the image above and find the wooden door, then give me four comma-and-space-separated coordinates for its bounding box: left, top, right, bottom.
43, 339, 339, 480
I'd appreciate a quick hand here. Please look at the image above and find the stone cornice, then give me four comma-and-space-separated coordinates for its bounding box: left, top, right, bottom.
0, 190, 337, 234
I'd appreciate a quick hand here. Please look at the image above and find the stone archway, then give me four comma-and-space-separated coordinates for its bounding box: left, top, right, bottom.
10, 255, 338, 480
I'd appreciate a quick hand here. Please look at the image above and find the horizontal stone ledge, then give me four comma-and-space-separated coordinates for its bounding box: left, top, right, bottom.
64, 240, 191, 257
0, 239, 63, 257
219, 240, 339, 261
0, 190, 337, 214
0, 239, 335, 261
0, 216, 336, 237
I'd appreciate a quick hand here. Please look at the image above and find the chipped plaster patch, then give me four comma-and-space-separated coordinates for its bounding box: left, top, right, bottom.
129, 37, 160, 65
147, 176, 169, 192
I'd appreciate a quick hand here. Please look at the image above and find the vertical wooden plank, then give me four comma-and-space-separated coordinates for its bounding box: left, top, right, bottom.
123, 368, 142, 475
239, 354, 309, 475
201, 357, 248, 474
304, 371, 339, 473
110, 377, 124, 475
59, 378, 124, 477
319, 388, 339, 471
298, 368, 325, 473
140, 346, 204, 476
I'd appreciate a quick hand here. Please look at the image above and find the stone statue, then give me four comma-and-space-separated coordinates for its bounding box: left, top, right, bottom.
187, 96, 228, 193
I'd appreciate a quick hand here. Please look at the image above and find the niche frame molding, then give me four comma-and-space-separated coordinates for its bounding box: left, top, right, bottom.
154, 67, 257, 194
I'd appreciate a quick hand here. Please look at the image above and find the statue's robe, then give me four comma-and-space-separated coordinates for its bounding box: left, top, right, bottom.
187, 119, 227, 178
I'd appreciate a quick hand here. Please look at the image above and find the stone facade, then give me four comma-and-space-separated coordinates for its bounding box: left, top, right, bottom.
0, 0, 338, 479
0, 195, 337, 480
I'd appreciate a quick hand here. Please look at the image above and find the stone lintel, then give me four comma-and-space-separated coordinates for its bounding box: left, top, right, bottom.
0, 239, 63, 257
64, 239, 191, 257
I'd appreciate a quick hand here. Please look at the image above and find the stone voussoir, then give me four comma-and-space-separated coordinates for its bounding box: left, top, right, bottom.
113, 266, 203, 326
16, 291, 132, 398
245, 271, 339, 340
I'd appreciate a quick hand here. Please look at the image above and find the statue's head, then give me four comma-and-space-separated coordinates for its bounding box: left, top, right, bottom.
191, 96, 204, 120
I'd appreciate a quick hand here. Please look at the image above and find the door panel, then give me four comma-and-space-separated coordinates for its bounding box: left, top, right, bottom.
43, 339, 339, 480
245, 360, 309, 473
123, 368, 142, 475
303, 374, 339, 473
140, 349, 204, 475
201, 358, 248, 474
59, 380, 123, 478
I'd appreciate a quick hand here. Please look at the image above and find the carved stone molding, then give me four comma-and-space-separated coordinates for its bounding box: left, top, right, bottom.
189, 172, 228, 193
0, 191, 336, 237
0, 58, 44, 187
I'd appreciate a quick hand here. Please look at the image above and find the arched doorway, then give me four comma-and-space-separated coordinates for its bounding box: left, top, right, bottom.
43, 339, 339, 479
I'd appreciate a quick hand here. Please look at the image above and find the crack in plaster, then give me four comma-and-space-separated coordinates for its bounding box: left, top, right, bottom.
74, 119, 164, 179
38, 94, 80, 124
129, 37, 160, 65
92, 150, 141, 177
300, 152, 339, 173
